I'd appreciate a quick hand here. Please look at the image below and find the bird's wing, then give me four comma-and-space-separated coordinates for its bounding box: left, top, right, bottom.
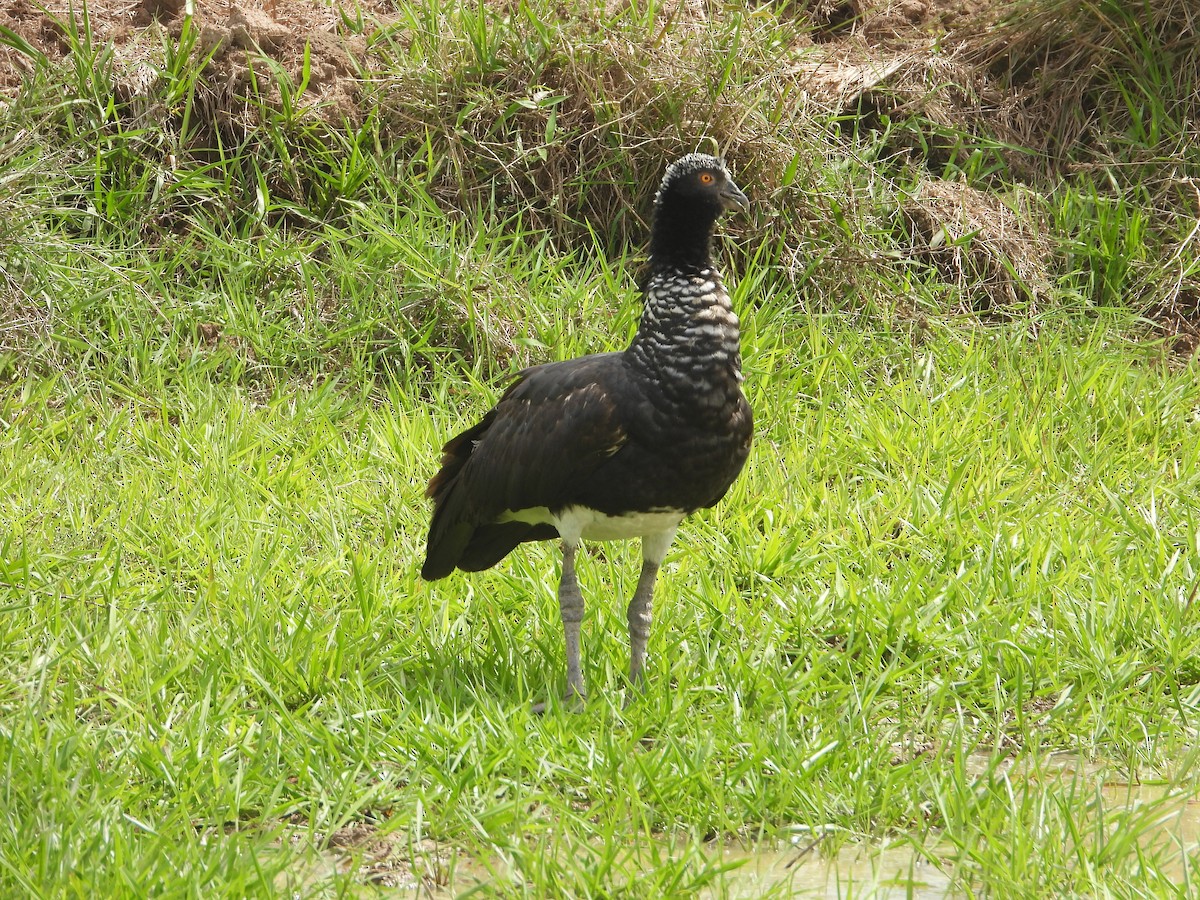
422, 355, 633, 579
430, 354, 630, 520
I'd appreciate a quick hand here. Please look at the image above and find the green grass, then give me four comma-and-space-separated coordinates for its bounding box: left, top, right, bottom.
4, 294, 1200, 896
3, 0, 1200, 896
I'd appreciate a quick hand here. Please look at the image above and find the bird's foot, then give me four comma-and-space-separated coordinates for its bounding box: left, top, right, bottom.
622, 678, 646, 710
532, 685, 586, 715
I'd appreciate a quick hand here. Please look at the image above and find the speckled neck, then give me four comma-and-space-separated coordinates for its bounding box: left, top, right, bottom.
625, 266, 744, 415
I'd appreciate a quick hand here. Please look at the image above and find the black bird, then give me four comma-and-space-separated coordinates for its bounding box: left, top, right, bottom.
422, 153, 752, 709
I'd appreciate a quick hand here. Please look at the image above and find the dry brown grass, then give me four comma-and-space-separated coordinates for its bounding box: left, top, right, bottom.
900, 177, 1050, 312
966, 0, 1200, 170
366, 1, 887, 309
3, 0, 1200, 330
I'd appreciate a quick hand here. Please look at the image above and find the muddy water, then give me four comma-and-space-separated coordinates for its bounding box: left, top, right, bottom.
293, 759, 1200, 896
699, 840, 954, 899
289, 834, 957, 898
700, 770, 1200, 898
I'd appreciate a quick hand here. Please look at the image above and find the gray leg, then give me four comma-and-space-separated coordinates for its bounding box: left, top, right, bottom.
559, 541, 585, 702
627, 558, 660, 688
533, 540, 585, 713
626, 527, 678, 704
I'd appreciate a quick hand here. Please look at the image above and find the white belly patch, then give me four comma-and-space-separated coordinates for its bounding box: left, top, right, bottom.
499, 505, 685, 543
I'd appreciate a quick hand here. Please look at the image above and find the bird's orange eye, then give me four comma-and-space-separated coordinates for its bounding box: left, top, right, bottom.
699, 172, 714, 184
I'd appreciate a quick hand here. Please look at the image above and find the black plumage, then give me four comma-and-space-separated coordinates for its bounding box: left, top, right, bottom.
422, 153, 752, 708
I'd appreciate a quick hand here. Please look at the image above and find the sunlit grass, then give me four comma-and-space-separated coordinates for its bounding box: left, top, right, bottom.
4, 285, 1200, 895
2, 0, 1200, 895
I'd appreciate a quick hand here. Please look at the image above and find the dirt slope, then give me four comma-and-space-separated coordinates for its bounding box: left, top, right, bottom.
0, 0, 1001, 110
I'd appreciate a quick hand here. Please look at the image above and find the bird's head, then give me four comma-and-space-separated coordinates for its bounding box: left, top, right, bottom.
654, 153, 749, 219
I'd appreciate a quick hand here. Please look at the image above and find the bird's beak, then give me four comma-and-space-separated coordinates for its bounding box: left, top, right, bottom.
720, 183, 750, 213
